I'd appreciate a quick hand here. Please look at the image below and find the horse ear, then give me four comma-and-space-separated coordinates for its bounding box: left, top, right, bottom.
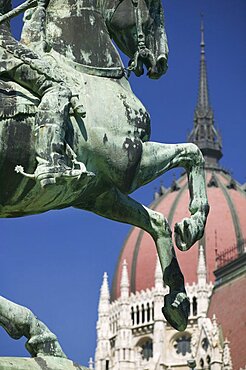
148, 0, 169, 60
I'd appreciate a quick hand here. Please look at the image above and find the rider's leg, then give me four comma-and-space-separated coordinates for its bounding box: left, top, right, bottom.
77, 187, 189, 331
129, 142, 209, 251
0, 295, 66, 358
11, 64, 88, 187
33, 79, 87, 187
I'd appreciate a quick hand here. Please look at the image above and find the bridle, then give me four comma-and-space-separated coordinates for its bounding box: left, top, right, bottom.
127, 0, 156, 76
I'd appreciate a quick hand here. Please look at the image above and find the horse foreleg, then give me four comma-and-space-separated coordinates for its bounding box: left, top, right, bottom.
79, 188, 189, 331
0, 295, 66, 358
131, 142, 209, 251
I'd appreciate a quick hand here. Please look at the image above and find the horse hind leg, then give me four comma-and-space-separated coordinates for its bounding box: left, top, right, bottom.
79, 188, 190, 331
0, 296, 66, 358
130, 142, 209, 251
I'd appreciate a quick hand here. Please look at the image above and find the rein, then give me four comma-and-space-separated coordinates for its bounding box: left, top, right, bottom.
127, 0, 156, 76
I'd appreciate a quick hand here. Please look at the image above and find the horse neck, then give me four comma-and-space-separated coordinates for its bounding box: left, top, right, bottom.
45, 0, 124, 77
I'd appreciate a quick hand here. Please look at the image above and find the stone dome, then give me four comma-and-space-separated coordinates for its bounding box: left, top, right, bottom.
112, 22, 246, 301
112, 168, 246, 300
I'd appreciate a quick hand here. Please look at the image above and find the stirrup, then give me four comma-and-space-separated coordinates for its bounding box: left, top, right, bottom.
15, 163, 95, 188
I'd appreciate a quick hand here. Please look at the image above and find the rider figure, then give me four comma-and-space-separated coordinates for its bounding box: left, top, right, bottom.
0, 0, 89, 188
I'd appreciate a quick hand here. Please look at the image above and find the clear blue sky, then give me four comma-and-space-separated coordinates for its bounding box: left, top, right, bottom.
0, 0, 245, 366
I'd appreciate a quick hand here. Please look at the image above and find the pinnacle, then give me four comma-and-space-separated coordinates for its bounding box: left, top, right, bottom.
197, 245, 207, 278
188, 18, 223, 168
100, 272, 110, 301
120, 260, 129, 297
155, 255, 163, 288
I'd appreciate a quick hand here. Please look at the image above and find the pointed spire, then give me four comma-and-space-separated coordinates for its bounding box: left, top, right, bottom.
155, 256, 163, 289
88, 357, 94, 369
198, 16, 210, 111
197, 245, 207, 284
188, 17, 223, 168
98, 272, 110, 314
120, 260, 129, 298
197, 245, 210, 317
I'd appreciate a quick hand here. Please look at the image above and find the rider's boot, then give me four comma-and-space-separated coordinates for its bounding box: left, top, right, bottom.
34, 110, 87, 188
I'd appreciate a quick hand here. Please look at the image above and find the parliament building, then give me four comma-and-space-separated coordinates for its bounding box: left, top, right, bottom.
92, 24, 246, 370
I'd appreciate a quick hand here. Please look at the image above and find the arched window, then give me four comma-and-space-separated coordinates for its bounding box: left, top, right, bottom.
131, 306, 134, 325
136, 305, 140, 325
200, 358, 204, 369
173, 334, 191, 356
105, 359, 109, 370
192, 297, 197, 316
202, 337, 209, 352
141, 304, 145, 323
147, 303, 150, 322
137, 338, 153, 361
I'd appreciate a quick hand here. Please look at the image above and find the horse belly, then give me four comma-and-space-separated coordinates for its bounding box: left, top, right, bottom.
81, 76, 150, 192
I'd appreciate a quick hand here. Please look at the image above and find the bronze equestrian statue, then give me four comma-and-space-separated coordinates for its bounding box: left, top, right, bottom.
0, 0, 209, 359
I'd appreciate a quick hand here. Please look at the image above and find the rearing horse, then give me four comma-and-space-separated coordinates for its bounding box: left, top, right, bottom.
0, 0, 209, 358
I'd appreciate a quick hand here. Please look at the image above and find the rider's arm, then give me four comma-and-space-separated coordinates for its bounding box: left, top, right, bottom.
21, 0, 48, 52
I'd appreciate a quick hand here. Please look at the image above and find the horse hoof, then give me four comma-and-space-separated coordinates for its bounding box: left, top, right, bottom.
162, 292, 190, 331
25, 334, 67, 358
174, 216, 204, 252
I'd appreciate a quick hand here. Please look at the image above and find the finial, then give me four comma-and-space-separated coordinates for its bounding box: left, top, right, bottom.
200, 14, 205, 49
100, 272, 110, 299
120, 260, 129, 298
155, 255, 163, 289
98, 272, 110, 313
89, 357, 94, 369
212, 313, 217, 323
197, 245, 207, 278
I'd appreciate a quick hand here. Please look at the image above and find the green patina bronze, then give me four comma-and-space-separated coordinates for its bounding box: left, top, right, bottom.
0, 0, 209, 363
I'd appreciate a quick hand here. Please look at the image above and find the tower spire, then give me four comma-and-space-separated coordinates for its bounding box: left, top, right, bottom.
120, 260, 129, 299
155, 256, 163, 290
188, 17, 223, 168
98, 272, 110, 315
197, 245, 207, 284
198, 16, 209, 111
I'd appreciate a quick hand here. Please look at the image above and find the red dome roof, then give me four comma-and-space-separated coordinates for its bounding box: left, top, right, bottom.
112, 169, 246, 300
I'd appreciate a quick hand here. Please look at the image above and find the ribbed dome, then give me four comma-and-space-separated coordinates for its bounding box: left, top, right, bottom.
112, 22, 246, 301
112, 169, 246, 300
112, 22, 246, 300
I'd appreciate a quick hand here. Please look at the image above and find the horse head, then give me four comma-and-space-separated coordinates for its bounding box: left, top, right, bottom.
107, 0, 168, 79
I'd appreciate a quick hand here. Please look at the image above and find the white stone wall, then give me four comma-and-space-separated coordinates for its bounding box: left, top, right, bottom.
94, 253, 231, 370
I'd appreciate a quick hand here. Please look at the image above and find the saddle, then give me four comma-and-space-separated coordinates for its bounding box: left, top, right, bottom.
0, 78, 39, 120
